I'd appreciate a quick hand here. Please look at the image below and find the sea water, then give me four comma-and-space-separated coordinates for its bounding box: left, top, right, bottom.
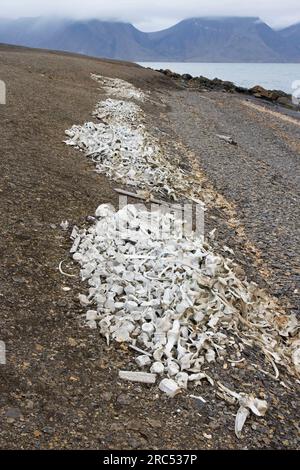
138, 62, 300, 93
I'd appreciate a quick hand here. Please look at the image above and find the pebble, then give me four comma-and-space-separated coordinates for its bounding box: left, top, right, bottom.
147, 418, 162, 429
68, 338, 77, 347
116, 394, 132, 406
102, 392, 113, 402
43, 426, 55, 435
5, 407, 23, 420
25, 400, 34, 410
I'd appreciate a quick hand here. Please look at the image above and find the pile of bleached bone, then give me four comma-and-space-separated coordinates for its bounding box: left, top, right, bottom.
91, 74, 147, 102
92, 98, 140, 123
70, 204, 299, 436
65, 76, 202, 202
64, 74, 300, 437
71, 204, 299, 377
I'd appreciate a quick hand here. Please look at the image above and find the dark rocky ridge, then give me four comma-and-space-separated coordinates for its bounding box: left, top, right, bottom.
157, 68, 300, 110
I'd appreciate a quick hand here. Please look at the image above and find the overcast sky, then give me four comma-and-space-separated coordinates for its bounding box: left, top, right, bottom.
1, 0, 300, 31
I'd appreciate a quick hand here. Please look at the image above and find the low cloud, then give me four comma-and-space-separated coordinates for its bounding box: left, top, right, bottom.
1, 0, 300, 30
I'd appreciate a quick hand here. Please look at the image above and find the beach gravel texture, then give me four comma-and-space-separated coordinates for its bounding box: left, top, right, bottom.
0, 45, 299, 449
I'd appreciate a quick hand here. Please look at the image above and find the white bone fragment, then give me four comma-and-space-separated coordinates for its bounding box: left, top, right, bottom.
159, 378, 181, 397
167, 360, 180, 377
78, 294, 90, 306
60, 220, 69, 231
119, 371, 156, 384
216, 134, 237, 145
86, 310, 98, 321
150, 362, 165, 374
129, 345, 152, 357
190, 395, 207, 403
59, 260, 77, 278
95, 204, 115, 218
165, 320, 180, 356
235, 406, 250, 438
175, 372, 189, 389
135, 355, 151, 367
205, 349, 216, 363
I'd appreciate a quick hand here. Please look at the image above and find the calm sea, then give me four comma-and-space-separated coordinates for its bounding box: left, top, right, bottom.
138, 62, 300, 94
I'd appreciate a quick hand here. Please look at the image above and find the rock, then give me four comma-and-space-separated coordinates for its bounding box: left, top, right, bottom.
161, 69, 180, 79
43, 426, 55, 435
116, 394, 132, 406
249, 86, 288, 103
5, 407, 23, 420
158, 72, 294, 109
25, 400, 34, 410
86, 216, 96, 224
250, 85, 273, 100
147, 418, 162, 429
235, 86, 248, 94
12, 276, 27, 285
102, 392, 113, 402
127, 436, 145, 449
158, 70, 244, 94
276, 96, 295, 109
68, 337, 77, 347
182, 74, 193, 81
219, 80, 236, 92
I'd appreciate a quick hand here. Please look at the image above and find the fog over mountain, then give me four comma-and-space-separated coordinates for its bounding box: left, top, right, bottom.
0, 16, 299, 62
1, 0, 300, 31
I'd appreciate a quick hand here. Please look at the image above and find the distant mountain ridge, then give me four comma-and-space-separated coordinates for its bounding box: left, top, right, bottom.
0, 16, 299, 62
279, 22, 300, 56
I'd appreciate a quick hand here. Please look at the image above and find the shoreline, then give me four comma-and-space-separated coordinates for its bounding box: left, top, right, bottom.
153, 68, 300, 111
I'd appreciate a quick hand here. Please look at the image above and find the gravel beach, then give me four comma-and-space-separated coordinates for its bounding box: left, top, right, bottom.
166, 89, 300, 314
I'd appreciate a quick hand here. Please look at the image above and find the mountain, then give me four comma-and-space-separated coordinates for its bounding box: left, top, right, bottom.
0, 17, 152, 60
0, 16, 299, 62
146, 17, 300, 62
279, 23, 300, 55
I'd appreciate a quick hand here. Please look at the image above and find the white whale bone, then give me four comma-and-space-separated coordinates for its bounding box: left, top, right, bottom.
119, 371, 156, 384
